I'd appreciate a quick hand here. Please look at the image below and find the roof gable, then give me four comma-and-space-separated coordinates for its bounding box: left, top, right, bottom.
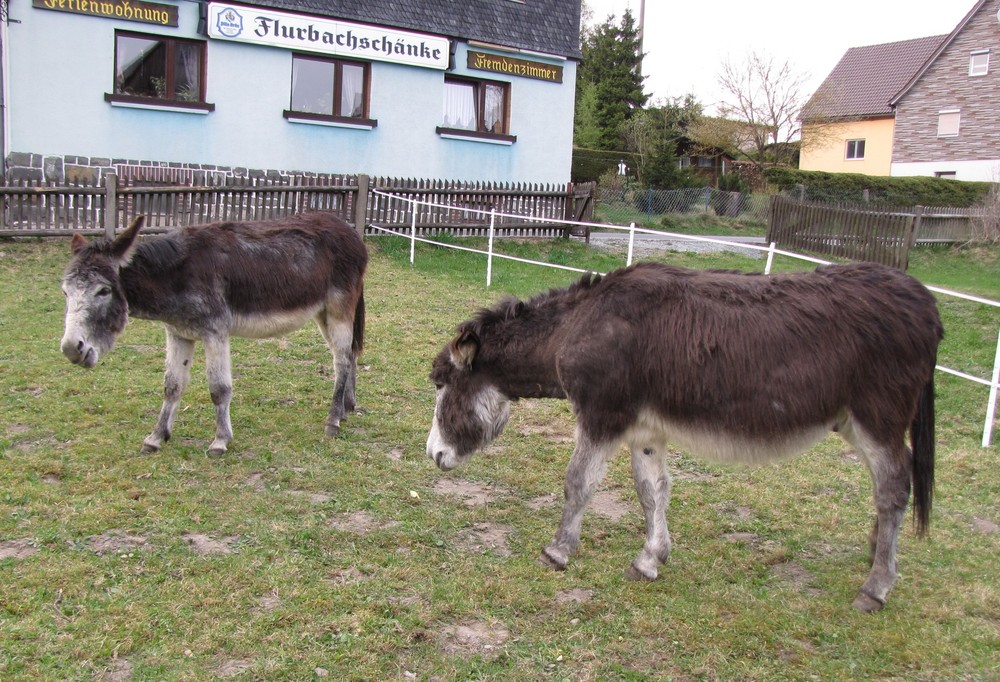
890, 0, 991, 105
225, 0, 583, 59
801, 35, 944, 121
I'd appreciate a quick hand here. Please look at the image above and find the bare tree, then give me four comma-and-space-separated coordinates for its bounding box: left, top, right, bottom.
716, 51, 809, 172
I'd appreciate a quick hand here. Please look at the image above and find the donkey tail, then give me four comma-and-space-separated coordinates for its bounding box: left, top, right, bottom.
910, 373, 935, 537
352, 286, 365, 358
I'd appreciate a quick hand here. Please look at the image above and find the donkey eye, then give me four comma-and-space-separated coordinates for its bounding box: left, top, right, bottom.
96, 286, 112, 297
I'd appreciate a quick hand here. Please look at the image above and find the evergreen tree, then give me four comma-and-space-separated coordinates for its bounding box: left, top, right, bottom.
576, 9, 647, 150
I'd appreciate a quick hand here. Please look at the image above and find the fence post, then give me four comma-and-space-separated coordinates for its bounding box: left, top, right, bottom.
104, 173, 118, 239
486, 209, 496, 287
983, 326, 1000, 448
626, 221, 636, 267
409, 200, 417, 265
646, 186, 653, 222
354, 173, 369, 237
764, 241, 776, 275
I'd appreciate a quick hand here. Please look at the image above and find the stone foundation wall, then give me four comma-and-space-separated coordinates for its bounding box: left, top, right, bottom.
4, 152, 341, 186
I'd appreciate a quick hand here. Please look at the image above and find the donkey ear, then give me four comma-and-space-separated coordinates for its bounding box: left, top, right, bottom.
449, 327, 480, 369
70, 233, 88, 254
110, 217, 144, 266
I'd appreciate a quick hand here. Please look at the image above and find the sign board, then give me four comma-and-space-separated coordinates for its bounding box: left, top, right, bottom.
467, 50, 563, 83
206, 3, 449, 70
32, 0, 178, 26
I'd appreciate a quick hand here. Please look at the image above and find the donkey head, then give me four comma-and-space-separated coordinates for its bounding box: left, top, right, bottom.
426, 325, 511, 471
60, 218, 144, 368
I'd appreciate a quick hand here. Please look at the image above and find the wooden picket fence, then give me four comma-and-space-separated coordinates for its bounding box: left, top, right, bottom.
767, 195, 985, 269
0, 173, 595, 240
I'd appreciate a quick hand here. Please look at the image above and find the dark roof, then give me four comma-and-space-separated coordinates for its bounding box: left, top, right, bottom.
800, 35, 945, 121
230, 0, 583, 59
890, 0, 989, 106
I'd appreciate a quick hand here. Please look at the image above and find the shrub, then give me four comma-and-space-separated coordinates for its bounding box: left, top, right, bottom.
764, 168, 993, 207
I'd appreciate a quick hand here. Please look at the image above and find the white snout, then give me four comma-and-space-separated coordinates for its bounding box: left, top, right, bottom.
61, 334, 99, 368
426, 416, 459, 470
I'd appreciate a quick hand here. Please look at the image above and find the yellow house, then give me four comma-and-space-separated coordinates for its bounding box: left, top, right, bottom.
799, 36, 944, 176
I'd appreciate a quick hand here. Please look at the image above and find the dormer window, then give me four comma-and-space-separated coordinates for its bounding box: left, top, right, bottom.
970, 50, 990, 76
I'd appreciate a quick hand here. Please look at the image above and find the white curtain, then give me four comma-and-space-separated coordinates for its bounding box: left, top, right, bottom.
176, 43, 200, 101
340, 64, 364, 117
443, 81, 476, 130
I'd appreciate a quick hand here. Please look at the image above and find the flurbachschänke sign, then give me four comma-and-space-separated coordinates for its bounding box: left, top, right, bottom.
205, 3, 450, 70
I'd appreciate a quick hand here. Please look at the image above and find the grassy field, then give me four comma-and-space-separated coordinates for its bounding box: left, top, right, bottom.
1, 235, 998, 680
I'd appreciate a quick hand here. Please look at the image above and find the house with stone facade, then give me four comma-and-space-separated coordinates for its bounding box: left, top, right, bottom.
800, 0, 1000, 182
798, 36, 944, 176
890, 0, 1000, 180
0, 0, 581, 186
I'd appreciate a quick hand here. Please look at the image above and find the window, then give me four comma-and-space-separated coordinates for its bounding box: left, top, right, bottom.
845, 139, 866, 160
438, 76, 514, 143
937, 110, 961, 137
935, 171, 957, 179
107, 31, 211, 111
284, 54, 374, 128
970, 50, 990, 77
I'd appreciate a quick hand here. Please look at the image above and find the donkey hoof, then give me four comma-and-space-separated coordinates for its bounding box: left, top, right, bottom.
207, 447, 227, 458
625, 563, 657, 582
325, 423, 341, 437
540, 547, 568, 571
852, 589, 886, 613
140, 441, 160, 454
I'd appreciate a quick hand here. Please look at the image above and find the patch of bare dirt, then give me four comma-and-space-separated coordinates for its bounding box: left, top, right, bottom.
453, 523, 513, 556
0, 539, 37, 560
6, 423, 31, 435
328, 567, 369, 587
387, 446, 405, 460
433, 478, 505, 506
182, 532, 238, 555
517, 422, 575, 444
722, 532, 761, 546
972, 516, 999, 534
555, 588, 593, 604
256, 591, 281, 612
716, 503, 753, 520
217, 659, 252, 677
588, 490, 632, 521
526, 493, 558, 510
42, 473, 61, 485
771, 561, 822, 597
244, 472, 266, 491
97, 658, 133, 682
328, 511, 398, 535
89, 531, 148, 555
287, 490, 333, 504
439, 620, 510, 658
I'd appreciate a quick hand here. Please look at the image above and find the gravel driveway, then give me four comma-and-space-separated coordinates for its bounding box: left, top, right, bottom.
587, 231, 767, 259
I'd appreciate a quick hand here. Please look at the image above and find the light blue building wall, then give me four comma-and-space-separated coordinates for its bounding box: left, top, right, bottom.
4, 0, 577, 184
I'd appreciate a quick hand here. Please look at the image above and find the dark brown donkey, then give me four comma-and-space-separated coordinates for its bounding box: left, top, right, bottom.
61, 212, 367, 455
427, 261, 942, 611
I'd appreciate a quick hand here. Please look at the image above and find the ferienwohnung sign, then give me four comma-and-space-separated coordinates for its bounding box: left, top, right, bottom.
205, 3, 449, 70
32, 0, 178, 26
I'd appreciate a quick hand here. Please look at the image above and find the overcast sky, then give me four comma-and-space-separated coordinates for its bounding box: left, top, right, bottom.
582, 0, 977, 111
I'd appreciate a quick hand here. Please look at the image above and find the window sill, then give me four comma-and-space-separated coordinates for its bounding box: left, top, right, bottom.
436, 127, 516, 145
283, 111, 378, 130
105, 93, 215, 114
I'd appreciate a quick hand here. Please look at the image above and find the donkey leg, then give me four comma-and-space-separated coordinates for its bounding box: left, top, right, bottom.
315, 310, 356, 436
142, 331, 195, 454
844, 423, 911, 612
625, 444, 673, 581
203, 336, 234, 456
542, 430, 618, 570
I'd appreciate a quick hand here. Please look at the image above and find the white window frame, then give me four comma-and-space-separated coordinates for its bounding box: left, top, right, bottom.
937, 110, 961, 137
845, 139, 866, 160
970, 50, 990, 77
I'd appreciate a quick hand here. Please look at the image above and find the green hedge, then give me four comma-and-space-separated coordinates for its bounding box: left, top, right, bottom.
764, 168, 994, 207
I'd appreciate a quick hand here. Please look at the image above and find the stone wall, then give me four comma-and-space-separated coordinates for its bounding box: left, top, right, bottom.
4, 152, 342, 186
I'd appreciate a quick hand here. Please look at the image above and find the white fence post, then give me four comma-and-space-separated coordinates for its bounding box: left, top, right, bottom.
409, 203, 417, 265
487, 209, 496, 287
983, 327, 1000, 448
764, 241, 776, 275
627, 222, 636, 267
